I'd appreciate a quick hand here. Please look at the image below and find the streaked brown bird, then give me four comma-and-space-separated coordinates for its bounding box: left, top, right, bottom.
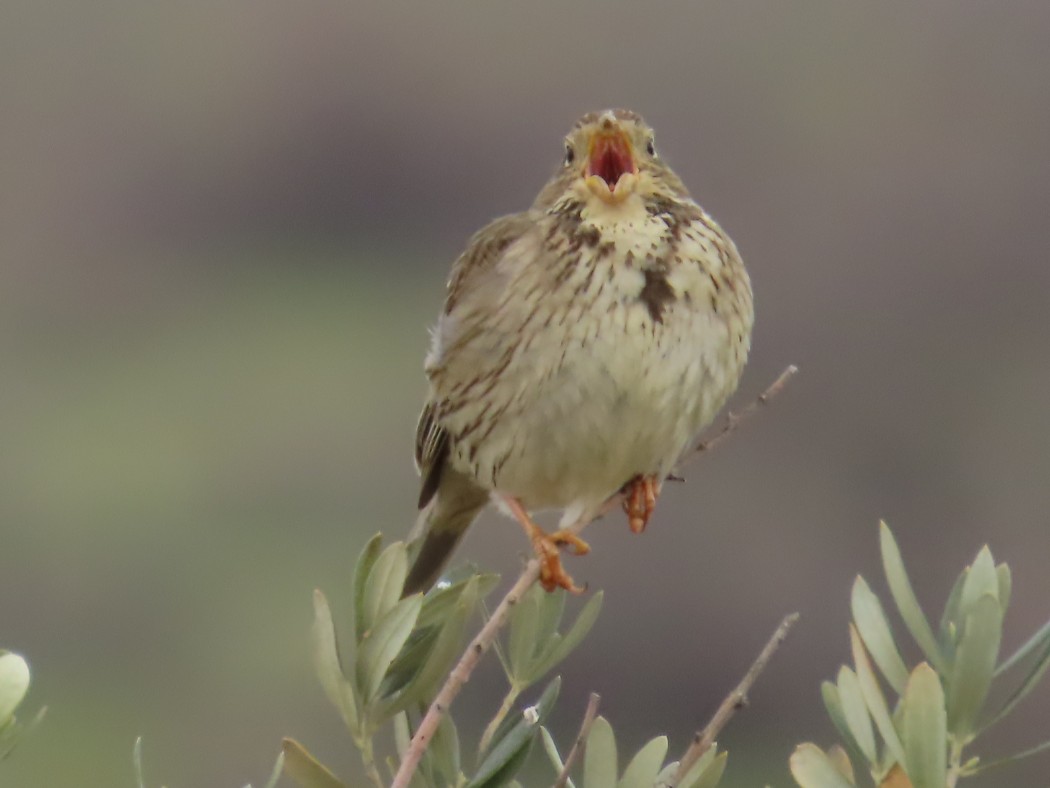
404, 109, 753, 595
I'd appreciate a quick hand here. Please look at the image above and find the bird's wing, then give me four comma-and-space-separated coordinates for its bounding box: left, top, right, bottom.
414, 211, 535, 509
444, 211, 536, 313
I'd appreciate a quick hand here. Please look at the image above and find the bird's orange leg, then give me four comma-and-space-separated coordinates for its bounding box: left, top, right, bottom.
502, 496, 589, 594
623, 474, 662, 534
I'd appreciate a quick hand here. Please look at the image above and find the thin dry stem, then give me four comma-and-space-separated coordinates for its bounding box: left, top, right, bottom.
391, 366, 797, 788
391, 561, 541, 788
553, 692, 601, 788
669, 612, 800, 786
689, 364, 798, 459
478, 682, 522, 757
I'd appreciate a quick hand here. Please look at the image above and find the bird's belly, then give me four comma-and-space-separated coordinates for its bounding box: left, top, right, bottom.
472, 305, 739, 512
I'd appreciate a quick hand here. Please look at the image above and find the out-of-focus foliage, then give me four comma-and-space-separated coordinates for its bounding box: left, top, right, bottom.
791, 523, 1050, 788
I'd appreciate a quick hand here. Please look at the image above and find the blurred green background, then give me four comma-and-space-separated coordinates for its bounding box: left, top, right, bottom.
3, 2, 1049, 786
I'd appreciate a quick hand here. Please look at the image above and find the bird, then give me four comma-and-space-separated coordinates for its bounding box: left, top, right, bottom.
403, 109, 753, 596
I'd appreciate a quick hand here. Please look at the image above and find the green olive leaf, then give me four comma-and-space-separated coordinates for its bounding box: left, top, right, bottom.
311, 589, 359, 734
353, 534, 384, 642
901, 663, 947, 788
879, 522, 945, 672
358, 594, 422, 703
281, 737, 345, 788
789, 743, 855, 788
360, 541, 409, 639
947, 593, 1003, 738
617, 735, 668, 788
851, 576, 908, 693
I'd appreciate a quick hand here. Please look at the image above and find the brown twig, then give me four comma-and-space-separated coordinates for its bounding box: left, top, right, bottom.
391, 560, 542, 788
668, 612, 800, 786
391, 366, 797, 788
553, 692, 601, 788
689, 364, 798, 459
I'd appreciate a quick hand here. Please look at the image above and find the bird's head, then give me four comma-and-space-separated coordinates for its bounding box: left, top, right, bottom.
534, 109, 689, 210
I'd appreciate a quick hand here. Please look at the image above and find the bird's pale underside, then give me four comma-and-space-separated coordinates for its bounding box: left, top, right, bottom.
404, 109, 754, 595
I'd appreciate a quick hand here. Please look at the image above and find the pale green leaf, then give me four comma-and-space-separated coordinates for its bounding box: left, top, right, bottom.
133, 736, 145, 788
508, 583, 543, 679
540, 725, 572, 786
353, 534, 384, 642
311, 589, 359, 734
583, 716, 618, 788
821, 681, 865, 763
851, 577, 909, 694
394, 712, 411, 759
528, 591, 604, 683
358, 594, 422, 701
947, 594, 1002, 738
536, 586, 568, 643
849, 625, 905, 768
618, 735, 668, 788
879, 522, 945, 672
836, 667, 877, 765
282, 738, 345, 788
825, 746, 855, 783
654, 760, 680, 787
0, 652, 30, 726
901, 663, 946, 788
996, 563, 1012, 614
958, 547, 998, 616
361, 542, 409, 638
683, 750, 727, 788
379, 626, 440, 700
938, 567, 968, 656
789, 744, 855, 788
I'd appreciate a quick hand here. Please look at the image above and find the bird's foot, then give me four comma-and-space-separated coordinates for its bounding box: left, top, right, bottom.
531, 532, 588, 594
623, 474, 662, 534
502, 496, 588, 594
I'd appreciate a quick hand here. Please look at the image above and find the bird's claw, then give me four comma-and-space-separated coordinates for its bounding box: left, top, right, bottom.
504, 494, 589, 594
532, 532, 587, 594
623, 474, 661, 534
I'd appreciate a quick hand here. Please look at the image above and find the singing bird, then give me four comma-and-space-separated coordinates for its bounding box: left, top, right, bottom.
405, 109, 753, 595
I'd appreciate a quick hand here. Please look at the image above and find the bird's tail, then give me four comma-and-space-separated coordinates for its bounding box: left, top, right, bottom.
403, 482, 487, 596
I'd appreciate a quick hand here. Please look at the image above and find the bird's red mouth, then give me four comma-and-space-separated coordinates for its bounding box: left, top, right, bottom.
587, 131, 637, 191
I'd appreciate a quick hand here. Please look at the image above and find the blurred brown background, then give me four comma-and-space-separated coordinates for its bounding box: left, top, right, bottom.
2, 2, 1049, 786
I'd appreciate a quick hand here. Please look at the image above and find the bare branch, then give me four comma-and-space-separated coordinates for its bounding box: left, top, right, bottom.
392, 365, 798, 788
391, 560, 542, 788
669, 612, 800, 786
553, 692, 601, 788
688, 364, 798, 460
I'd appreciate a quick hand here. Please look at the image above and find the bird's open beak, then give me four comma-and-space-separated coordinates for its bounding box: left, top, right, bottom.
585, 125, 638, 202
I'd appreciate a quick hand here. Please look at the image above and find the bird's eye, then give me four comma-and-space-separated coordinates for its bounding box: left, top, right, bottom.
564, 144, 575, 166
646, 138, 656, 157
